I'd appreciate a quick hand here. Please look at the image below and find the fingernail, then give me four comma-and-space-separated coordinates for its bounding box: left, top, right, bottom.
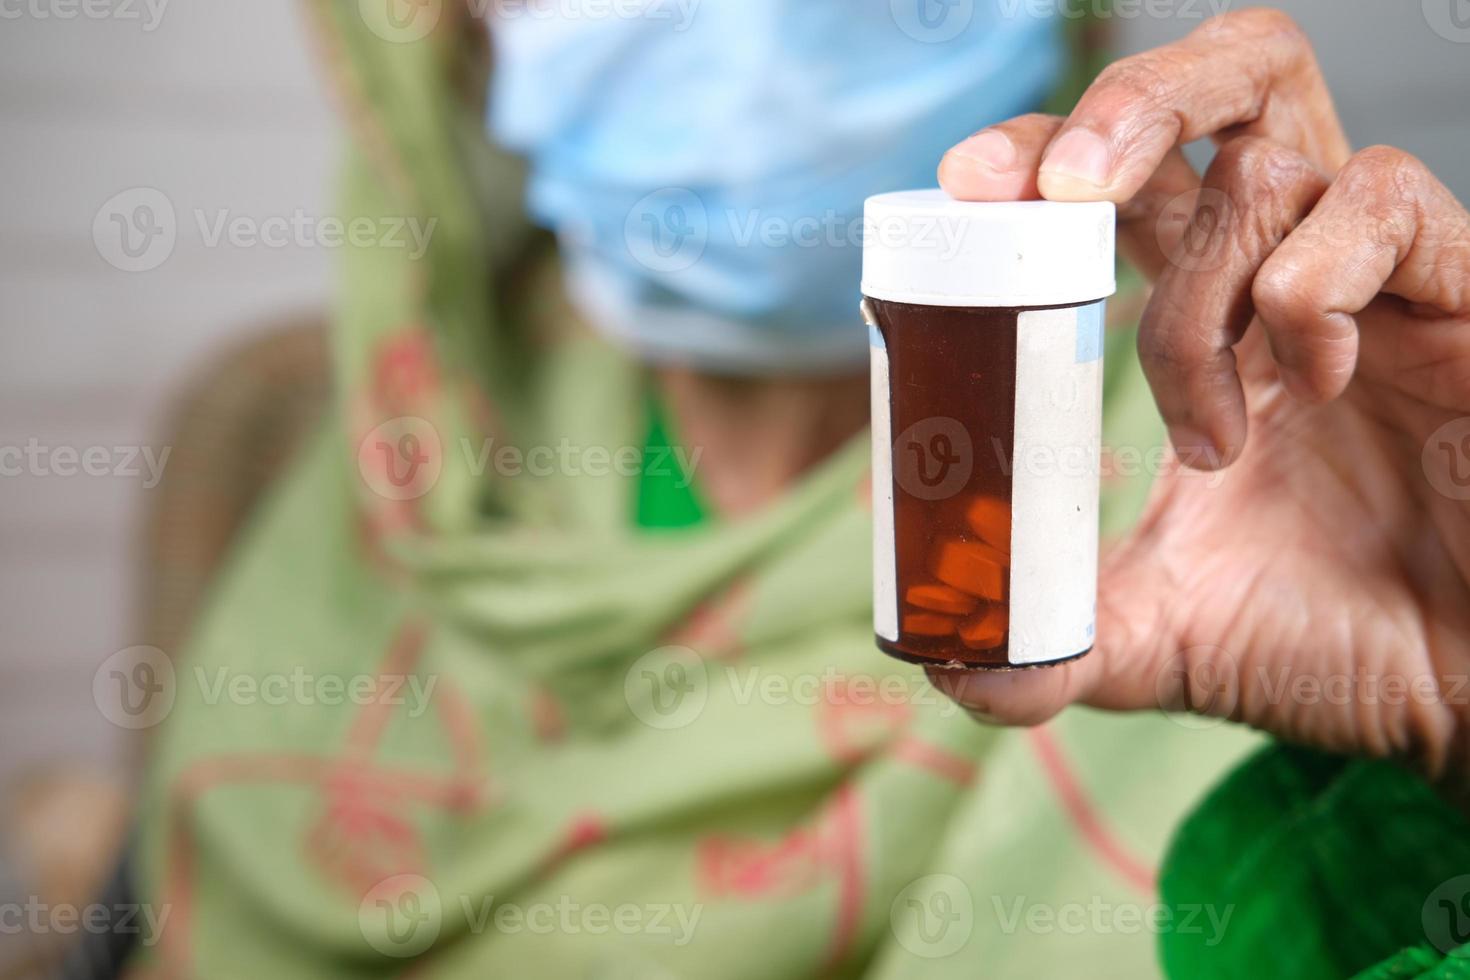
951, 130, 1017, 173
1039, 129, 1112, 195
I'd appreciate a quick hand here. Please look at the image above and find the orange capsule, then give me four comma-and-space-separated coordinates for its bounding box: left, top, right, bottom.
902, 611, 960, 637
932, 540, 1009, 601
965, 496, 1011, 552
959, 605, 1008, 651
905, 583, 980, 617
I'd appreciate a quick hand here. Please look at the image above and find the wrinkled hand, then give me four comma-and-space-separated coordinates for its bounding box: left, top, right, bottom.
929, 8, 1470, 785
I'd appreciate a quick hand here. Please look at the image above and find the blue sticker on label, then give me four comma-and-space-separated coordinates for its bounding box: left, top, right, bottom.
1075, 301, 1104, 363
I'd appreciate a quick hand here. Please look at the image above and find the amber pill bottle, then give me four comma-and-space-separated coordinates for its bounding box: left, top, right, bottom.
861, 191, 1116, 670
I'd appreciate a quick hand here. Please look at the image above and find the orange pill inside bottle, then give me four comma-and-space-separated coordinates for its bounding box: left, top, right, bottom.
862, 191, 1116, 669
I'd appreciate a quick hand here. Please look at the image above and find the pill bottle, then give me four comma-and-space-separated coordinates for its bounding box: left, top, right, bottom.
861, 190, 1116, 670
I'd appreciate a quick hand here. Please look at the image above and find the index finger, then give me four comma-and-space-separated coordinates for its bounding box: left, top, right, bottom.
1038, 8, 1352, 203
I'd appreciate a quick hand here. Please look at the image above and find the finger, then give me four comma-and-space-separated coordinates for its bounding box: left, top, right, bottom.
938, 113, 1064, 201
927, 540, 1177, 726
1037, 8, 1351, 204
1254, 145, 1470, 403
940, 114, 1201, 279
1141, 136, 1329, 466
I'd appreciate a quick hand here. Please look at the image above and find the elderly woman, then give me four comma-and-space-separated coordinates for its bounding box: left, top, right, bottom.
117, 4, 1470, 978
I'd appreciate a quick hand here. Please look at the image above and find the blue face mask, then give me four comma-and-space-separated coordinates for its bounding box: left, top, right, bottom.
490, 0, 1061, 374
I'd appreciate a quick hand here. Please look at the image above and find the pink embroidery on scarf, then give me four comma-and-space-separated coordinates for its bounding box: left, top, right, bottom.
372, 327, 440, 412
664, 579, 753, 661
306, 794, 428, 896
694, 786, 866, 914
820, 783, 865, 974
307, 619, 491, 894
816, 675, 912, 764
890, 736, 977, 786
696, 827, 827, 899
345, 619, 430, 755
159, 751, 483, 979
537, 813, 610, 878
527, 684, 567, 743
1027, 726, 1156, 894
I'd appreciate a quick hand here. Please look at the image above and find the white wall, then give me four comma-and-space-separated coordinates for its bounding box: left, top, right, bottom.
0, 0, 338, 790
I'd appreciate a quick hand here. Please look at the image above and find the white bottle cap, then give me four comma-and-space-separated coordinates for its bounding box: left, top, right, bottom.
861, 190, 1116, 308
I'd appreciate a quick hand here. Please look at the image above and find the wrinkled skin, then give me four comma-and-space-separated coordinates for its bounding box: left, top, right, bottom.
928, 8, 1470, 789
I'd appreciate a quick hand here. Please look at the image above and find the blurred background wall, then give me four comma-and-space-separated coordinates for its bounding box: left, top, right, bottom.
1120, 2, 1470, 192
0, 0, 336, 793
1, 0, 1468, 838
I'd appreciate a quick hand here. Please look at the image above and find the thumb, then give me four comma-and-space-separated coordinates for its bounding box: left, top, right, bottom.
927, 537, 1179, 725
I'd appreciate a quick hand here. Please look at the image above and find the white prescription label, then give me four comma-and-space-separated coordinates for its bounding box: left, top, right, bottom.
1006, 302, 1104, 664
868, 315, 900, 642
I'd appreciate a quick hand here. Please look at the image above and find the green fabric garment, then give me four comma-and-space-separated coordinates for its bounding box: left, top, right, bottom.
634, 394, 708, 531
1159, 745, 1470, 979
